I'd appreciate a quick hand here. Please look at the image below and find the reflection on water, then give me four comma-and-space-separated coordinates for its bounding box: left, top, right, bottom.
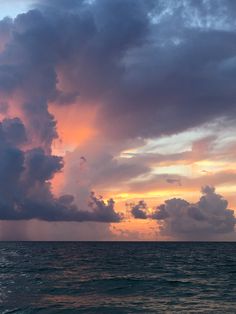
0, 242, 236, 313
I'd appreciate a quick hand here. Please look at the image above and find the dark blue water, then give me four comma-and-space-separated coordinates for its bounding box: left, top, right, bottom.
1, 242, 236, 313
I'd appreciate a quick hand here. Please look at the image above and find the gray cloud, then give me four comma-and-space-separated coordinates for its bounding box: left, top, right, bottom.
131, 186, 236, 240
166, 178, 182, 186
130, 200, 148, 219
1, 0, 235, 143
0, 118, 121, 222
1, 117, 27, 146
63, 139, 150, 198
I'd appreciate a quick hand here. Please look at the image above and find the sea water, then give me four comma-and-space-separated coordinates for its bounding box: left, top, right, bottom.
1, 242, 236, 313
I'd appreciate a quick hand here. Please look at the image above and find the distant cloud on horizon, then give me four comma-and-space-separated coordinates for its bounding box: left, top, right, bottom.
131, 186, 236, 240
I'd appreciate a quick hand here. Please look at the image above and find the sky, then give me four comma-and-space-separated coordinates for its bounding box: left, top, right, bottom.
0, 0, 236, 241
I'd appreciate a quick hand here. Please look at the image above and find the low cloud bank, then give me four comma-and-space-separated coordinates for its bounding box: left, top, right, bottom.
131, 186, 236, 239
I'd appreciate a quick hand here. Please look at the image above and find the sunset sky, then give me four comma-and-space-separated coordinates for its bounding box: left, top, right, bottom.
0, 0, 236, 241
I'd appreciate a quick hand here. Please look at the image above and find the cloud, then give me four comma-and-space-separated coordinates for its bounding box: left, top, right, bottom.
0, 17, 12, 52
131, 186, 236, 240
166, 178, 182, 186
134, 169, 236, 195
1, 0, 235, 144
0, 118, 121, 222
1, 117, 27, 146
130, 200, 148, 219
68, 0, 236, 139
0, 0, 235, 235
62, 139, 150, 200
88, 192, 122, 222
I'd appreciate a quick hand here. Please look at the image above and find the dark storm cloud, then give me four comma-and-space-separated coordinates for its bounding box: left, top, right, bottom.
23, 148, 63, 183
1, 118, 27, 145
1, 0, 236, 141
34, 0, 236, 139
131, 186, 236, 240
88, 192, 123, 223
23, 101, 57, 151
0, 17, 12, 50
130, 200, 148, 219
0, 118, 121, 222
52, 0, 236, 138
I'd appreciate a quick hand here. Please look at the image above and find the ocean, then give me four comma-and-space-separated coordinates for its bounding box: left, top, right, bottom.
1, 242, 236, 313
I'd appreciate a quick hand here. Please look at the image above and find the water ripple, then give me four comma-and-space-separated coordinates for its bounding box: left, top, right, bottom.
0, 242, 236, 313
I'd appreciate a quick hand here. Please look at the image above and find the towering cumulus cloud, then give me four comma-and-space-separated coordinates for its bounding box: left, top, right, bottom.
0, 118, 121, 222
131, 187, 236, 240
0, 0, 130, 222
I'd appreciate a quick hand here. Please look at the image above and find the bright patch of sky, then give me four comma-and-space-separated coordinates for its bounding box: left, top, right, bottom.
152, 165, 192, 177
121, 118, 236, 159
0, 0, 33, 20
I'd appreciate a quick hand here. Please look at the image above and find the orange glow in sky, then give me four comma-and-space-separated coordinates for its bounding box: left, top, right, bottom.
50, 103, 98, 155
